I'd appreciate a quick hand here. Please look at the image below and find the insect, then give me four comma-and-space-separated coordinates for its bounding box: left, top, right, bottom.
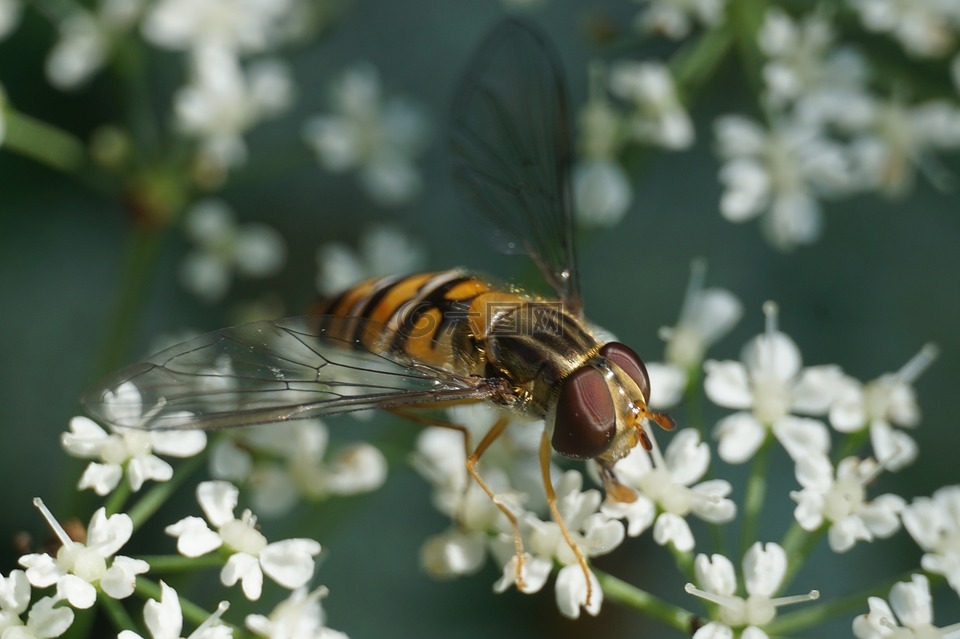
84, 19, 674, 606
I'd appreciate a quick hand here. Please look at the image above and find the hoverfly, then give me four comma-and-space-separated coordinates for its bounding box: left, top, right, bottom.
84, 18, 674, 605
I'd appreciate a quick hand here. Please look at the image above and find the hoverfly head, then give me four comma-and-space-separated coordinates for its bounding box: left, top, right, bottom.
550, 341, 675, 463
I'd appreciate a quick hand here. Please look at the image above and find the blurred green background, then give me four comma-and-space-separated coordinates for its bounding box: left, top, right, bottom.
2, 0, 959, 637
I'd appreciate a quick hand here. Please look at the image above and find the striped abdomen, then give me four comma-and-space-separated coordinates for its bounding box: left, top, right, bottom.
314, 270, 604, 417
313, 271, 492, 376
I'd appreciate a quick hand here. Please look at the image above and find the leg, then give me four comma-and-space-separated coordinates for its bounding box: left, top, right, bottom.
539, 429, 593, 607
389, 408, 528, 589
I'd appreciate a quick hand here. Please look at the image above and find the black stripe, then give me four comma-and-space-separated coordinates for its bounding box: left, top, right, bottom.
350, 276, 404, 344
389, 275, 475, 352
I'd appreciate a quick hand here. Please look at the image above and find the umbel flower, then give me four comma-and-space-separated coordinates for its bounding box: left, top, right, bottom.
0, 570, 74, 639
19, 500, 148, 609
853, 574, 960, 638
601, 429, 735, 552
902, 485, 960, 596
165, 481, 321, 600
62, 382, 206, 496
685, 542, 819, 639
704, 302, 840, 464
791, 455, 904, 552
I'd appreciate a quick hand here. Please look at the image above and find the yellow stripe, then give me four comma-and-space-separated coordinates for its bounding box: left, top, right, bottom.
368, 273, 435, 325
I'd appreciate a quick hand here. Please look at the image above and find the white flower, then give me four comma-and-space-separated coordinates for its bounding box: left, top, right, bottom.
705, 302, 840, 464
601, 429, 735, 551
19, 501, 148, 609
847, 98, 960, 196
245, 586, 349, 639
902, 486, 960, 596
647, 260, 742, 409
315, 225, 426, 296
829, 344, 938, 471
179, 199, 286, 303
0, 571, 75, 639
758, 8, 871, 114
62, 384, 205, 495
165, 481, 321, 600
0, 0, 21, 41
141, 0, 295, 55
118, 581, 231, 639
686, 542, 819, 639
494, 471, 622, 618
573, 160, 632, 229
44, 1, 143, 90
303, 63, 430, 206
174, 47, 294, 172
634, 0, 726, 40
714, 114, 854, 249
609, 61, 694, 150
853, 574, 960, 638
791, 454, 904, 552
573, 62, 632, 228
848, 0, 960, 58
210, 420, 387, 518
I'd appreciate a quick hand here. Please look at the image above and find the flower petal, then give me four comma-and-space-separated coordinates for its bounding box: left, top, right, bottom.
165, 516, 222, 558
259, 538, 322, 590
693, 621, 735, 639
889, 574, 932, 628
57, 574, 97, 609
691, 481, 737, 524
714, 413, 766, 464
144, 581, 183, 639
222, 552, 264, 600
494, 553, 551, 595
654, 513, 695, 552
791, 365, 844, 415
197, 480, 239, 528
554, 564, 602, 619
77, 462, 123, 496
743, 542, 786, 597
420, 530, 486, 578
26, 596, 75, 638
664, 429, 709, 486
61, 416, 109, 458
828, 515, 871, 552
18, 554, 64, 588
646, 363, 687, 410
742, 332, 801, 383
86, 509, 133, 558
704, 361, 753, 409
101, 556, 149, 600
773, 416, 830, 461
150, 429, 207, 457
695, 553, 736, 597
601, 495, 656, 537
127, 455, 173, 492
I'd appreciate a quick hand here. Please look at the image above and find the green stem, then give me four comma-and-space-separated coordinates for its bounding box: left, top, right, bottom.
104, 481, 132, 516
669, 545, 695, 582
2, 108, 87, 172
767, 568, 919, 635
594, 568, 696, 633
780, 521, 825, 590
93, 226, 167, 378
836, 429, 870, 463
669, 24, 735, 100
99, 594, 137, 633
727, 0, 768, 97
137, 554, 225, 572
127, 453, 207, 529
740, 432, 773, 559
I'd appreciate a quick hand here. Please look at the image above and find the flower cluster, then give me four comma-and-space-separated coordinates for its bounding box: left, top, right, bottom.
315, 224, 427, 297
179, 199, 287, 304
573, 60, 692, 227
303, 63, 431, 207
209, 419, 387, 518
714, 7, 960, 249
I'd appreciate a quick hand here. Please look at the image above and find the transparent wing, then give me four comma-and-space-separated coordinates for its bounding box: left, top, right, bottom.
450, 18, 581, 314
82, 316, 499, 431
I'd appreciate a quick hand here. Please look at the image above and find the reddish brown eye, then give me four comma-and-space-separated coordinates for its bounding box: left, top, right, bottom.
552, 366, 615, 459
600, 342, 651, 403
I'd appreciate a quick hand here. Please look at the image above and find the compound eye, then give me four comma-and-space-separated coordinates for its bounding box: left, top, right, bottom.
552, 365, 615, 460
599, 342, 651, 403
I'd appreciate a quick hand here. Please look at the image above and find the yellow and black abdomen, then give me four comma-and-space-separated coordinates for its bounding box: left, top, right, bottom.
312, 270, 492, 375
